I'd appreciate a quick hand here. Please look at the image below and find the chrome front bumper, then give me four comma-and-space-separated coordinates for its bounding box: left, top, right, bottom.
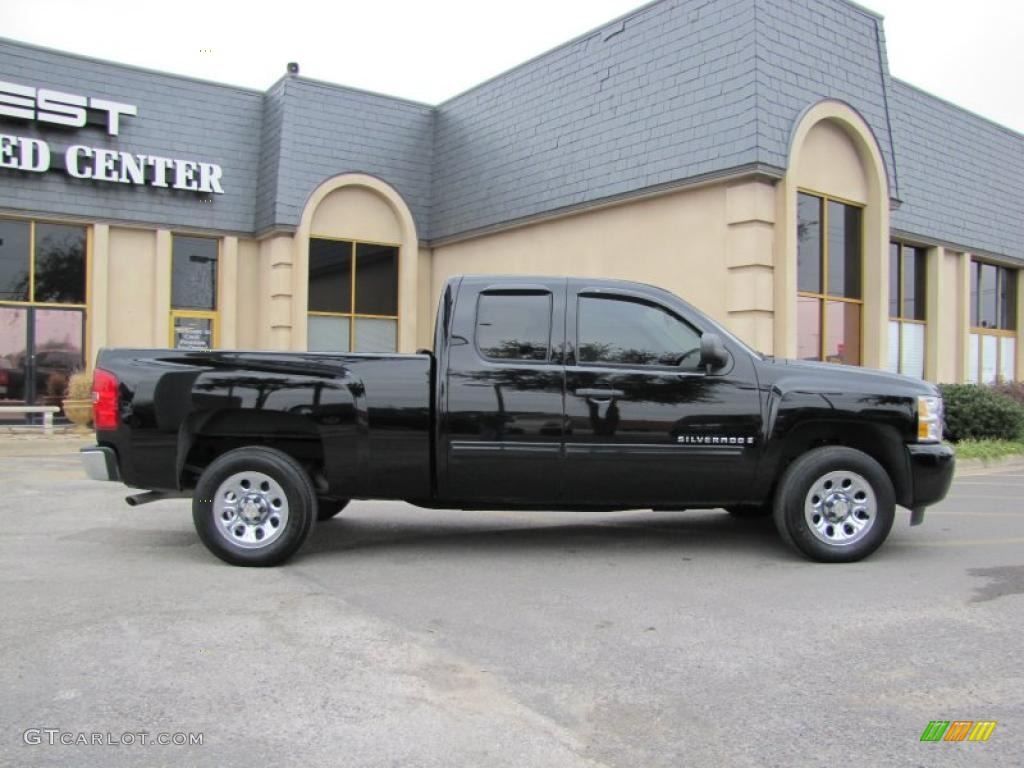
80, 446, 120, 481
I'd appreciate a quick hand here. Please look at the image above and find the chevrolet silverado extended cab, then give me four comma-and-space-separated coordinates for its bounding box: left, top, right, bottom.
81, 275, 954, 566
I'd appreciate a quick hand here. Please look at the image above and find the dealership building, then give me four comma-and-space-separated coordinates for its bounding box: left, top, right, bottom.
1, 0, 1022, 414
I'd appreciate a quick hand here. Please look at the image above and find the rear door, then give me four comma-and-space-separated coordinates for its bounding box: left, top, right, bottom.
562, 282, 761, 506
439, 278, 566, 504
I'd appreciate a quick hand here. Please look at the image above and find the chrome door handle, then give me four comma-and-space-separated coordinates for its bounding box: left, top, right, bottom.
574, 388, 625, 399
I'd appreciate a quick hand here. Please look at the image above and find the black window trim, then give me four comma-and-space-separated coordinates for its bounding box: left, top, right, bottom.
572, 291, 707, 374
473, 287, 556, 365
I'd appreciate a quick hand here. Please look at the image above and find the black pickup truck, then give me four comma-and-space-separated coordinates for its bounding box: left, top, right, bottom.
81, 275, 954, 566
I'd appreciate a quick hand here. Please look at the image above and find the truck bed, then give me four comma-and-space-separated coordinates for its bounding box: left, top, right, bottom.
93, 348, 434, 500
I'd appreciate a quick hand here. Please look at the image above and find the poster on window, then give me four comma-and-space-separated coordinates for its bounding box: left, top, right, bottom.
173, 317, 213, 351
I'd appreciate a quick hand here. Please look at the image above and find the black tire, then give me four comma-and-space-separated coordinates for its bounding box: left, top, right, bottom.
317, 498, 350, 522
726, 503, 772, 518
772, 446, 895, 563
192, 446, 317, 567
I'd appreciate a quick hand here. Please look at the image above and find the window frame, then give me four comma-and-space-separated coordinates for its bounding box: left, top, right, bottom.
888, 241, 927, 377
969, 258, 1018, 383
169, 233, 220, 351
473, 289, 555, 364
573, 292, 705, 373
306, 235, 400, 353
796, 190, 865, 365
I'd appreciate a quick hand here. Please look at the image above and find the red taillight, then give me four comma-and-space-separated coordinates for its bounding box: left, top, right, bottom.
92, 368, 119, 430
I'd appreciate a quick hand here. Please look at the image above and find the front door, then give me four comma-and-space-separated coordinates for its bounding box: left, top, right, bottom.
562, 282, 761, 506
0, 306, 85, 423
440, 277, 567, 504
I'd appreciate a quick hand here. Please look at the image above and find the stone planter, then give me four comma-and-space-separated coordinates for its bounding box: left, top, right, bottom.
62, 398, 93, 427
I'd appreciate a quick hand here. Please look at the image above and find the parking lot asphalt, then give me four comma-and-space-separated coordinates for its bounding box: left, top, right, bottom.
1, 444, 1021, 767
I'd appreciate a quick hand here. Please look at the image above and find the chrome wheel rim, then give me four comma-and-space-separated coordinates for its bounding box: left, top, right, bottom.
212, 471, 289, 549
804, 470, 876, 547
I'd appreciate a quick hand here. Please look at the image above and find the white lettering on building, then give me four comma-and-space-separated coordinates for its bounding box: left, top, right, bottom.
62, 144, 225, 193
0, 133, 50, 172
0, 79, 225, 194
0, 80, 136, 135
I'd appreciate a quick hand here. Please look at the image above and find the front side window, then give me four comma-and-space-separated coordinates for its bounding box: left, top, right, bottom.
577, 295, 702, 369
307, 239, 399, 353
969, 260, 1017, 383
171, 235, 218, 350
887, 242, 927, 378
476, 292, 552, 361
796, 192, 863, 365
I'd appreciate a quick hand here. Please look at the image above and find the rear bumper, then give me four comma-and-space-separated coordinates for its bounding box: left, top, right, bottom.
906, 442, 955, 512
80, 445, 120, 482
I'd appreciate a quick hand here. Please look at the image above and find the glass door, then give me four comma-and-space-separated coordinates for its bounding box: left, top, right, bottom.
32, 308, 85, 409
0, 307, 29, 416
0, 306, 84, 424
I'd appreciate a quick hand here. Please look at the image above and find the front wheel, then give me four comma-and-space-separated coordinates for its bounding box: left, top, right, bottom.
193, 446, 317, 567
772, 446, 895, 563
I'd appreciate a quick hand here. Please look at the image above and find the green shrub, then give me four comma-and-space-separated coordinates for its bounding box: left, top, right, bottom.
990, 380, 1024, 407
938, 383, 1024, 442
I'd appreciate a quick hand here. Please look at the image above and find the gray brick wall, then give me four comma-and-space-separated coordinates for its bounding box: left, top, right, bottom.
430, 0, 761, 240
0, 38, 264, 233
254, 79, 286, 233
266, 78, 434, 237
752, 0, 898, 197
890, 79, 1024, 261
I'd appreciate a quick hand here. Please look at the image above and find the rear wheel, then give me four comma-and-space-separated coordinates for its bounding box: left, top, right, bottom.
317, 498, 350, 522
193, 446, 317, 567
772, 446, 895, 563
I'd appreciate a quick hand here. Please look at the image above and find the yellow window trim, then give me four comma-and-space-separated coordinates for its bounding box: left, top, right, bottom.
308, 236, 401, 351
796, 190, 865, 364
169, 310, 219, 350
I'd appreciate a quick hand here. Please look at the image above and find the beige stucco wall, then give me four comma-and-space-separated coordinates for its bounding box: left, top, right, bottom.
234, 238, 261, 349
105, 226, 157, 348
924, 246, 965, 383
310, 186, 403, 244
430, 183, 740, 336
417, 246, 434, 350
258, 234, 293, 351
795, 120, 868, 204
777, 102, 890, 367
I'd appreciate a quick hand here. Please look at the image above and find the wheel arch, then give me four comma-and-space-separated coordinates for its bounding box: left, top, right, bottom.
178, 409, 327, 493
761, 418, 912, 508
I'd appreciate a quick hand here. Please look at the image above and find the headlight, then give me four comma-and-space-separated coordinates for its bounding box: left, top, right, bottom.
917, 396, 943, 442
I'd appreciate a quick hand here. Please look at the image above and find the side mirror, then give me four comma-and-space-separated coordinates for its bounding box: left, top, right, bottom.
699, 332, 729, 371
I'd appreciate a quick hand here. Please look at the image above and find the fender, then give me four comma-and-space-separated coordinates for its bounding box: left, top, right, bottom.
175, 356, 365, 494
752, 375, 917, 505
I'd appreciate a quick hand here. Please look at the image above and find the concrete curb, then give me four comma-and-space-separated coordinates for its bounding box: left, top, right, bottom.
955, 455, 1024, 476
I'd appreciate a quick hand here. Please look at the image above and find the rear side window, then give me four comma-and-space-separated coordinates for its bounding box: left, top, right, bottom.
476, 292, 552, 362
577, 295, 702, 369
